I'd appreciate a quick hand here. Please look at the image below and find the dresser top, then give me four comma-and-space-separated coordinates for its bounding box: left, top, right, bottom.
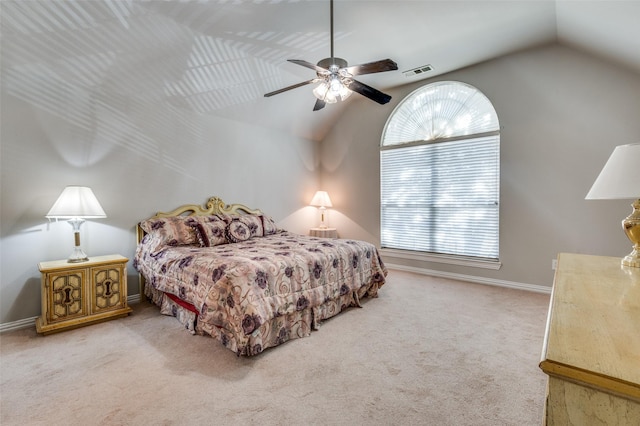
540, 253, 640, 399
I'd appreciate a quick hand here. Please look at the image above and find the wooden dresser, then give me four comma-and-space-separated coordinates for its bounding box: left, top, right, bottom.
539, 253, 640, 425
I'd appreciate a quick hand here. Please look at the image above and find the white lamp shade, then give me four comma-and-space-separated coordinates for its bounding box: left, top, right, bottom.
586, 143, 640, 200
310, 191, 333, 208
46, 186, 107, 218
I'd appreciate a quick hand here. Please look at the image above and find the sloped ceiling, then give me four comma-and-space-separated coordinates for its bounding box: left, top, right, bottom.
1, 0, 639, 142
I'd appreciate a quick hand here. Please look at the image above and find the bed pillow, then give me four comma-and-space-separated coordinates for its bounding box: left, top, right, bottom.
139, 216, 201, 247
261, 214, 279, 235
237, 214, 264, 238
193, 216, 228, 247
214, 213, 264, 238
225, 219, 252, 243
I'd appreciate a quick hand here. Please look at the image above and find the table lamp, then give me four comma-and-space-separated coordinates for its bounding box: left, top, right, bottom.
310, 191, 333, 229
586, 143, 640, 267
46, 186, 107, 263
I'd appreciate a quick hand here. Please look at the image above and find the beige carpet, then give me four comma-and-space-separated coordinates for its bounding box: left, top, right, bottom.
0, 269, 550, 425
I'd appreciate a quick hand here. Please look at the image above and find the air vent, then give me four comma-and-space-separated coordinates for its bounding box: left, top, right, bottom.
403, 64, 433, 77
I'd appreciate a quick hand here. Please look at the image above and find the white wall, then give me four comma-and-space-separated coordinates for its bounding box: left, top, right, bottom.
320, 44, 640, 288
0, 89, 320, 324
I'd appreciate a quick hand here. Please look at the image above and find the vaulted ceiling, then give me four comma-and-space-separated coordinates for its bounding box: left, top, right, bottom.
2, 1, 639, 141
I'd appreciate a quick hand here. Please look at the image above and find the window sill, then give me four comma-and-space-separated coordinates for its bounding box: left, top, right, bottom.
379, 248, 502, 270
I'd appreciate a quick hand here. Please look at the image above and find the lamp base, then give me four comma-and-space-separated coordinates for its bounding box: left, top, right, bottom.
67, 219, 89, 263
622, 253, 639, 268
318, 206, 328, 229
68, 248, 89, 263
621, 199, 640, 268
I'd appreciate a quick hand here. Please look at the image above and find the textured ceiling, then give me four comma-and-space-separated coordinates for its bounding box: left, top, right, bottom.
2, 1, 639, 142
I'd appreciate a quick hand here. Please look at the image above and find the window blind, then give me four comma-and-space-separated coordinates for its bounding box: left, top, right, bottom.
380, 135, 500, 259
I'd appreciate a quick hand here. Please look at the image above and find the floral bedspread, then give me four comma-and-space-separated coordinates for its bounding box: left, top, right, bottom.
135, 231, 387, 354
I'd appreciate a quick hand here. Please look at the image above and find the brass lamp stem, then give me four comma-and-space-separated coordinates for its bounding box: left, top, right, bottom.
622, 199, 640, 268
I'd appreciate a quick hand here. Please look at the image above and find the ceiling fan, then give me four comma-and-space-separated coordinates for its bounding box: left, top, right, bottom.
264, 0, 398, 111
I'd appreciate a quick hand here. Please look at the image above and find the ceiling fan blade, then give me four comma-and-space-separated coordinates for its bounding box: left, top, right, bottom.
347, 79, 392, 105
264, 79, 317, 97
343, 59, 398, 76
288, 59, 328, 74
313, 99, 326, 111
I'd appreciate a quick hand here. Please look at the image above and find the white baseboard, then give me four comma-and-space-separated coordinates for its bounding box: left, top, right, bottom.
386, 263, 552, 294
128, 294, 141, 304
0, 316, 39, 333
0, 294, 143, 334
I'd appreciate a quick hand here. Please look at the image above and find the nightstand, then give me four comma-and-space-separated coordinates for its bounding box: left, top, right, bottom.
310, 227, 338, 238
36, 254, 132, 335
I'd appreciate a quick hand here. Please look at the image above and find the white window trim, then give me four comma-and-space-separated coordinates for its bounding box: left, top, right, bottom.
380, 130, 501, 151
380, 247, 502, 270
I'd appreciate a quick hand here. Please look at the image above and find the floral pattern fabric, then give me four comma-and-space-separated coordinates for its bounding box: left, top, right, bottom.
135, 231, 387, 356
139, 216, 201, 250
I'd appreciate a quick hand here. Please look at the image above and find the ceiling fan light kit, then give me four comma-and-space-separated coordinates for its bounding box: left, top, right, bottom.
264, 0, 398, 111
312, 77, 352, 104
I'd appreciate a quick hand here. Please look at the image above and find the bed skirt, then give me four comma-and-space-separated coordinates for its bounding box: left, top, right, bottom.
144, 280, 381, 356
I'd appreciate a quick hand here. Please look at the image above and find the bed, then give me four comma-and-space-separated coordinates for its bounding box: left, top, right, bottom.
134, 196, 387, 356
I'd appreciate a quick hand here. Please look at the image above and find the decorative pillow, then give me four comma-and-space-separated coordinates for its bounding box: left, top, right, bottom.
193, 216, 227, 247
209, 213, 264, 237
261, 215, 279, 235
139, 216, 200, 247
237, 214, 264, 238
213, 213, 234, 224
226, 219, 252, 243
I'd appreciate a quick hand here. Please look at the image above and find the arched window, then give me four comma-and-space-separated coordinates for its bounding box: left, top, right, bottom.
380, 81, 500, 261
